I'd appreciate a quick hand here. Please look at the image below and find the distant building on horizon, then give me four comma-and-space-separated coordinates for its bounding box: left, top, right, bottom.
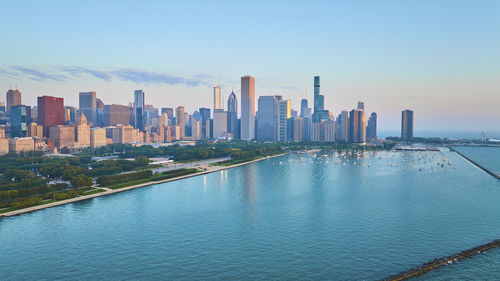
240, 75, 255, 140
357, 101, 365, 111
401, 109, 414, 141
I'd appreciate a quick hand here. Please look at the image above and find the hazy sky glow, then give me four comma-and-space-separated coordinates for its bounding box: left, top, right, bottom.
1, 0, 499, 132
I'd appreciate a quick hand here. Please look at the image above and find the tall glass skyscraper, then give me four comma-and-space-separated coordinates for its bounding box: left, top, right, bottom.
313, 76, 328, 122
79, 91, 97, 125
227, 91, 238, 139
278, 99, 291, 141
300, 98, 308, 117
10, 105, 30, 137
349, 109, 366, 144
134, 90, 145, 131
257, 96, 279, 141
366, 112, 377, 142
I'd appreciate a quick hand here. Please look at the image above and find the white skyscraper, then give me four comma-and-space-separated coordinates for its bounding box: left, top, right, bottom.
213, 85, 222, 110
240, 75, 255, 140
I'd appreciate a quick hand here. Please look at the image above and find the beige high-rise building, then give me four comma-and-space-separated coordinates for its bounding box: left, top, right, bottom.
213, 109, 227, 139
0, 138, 8, 154
90, 128, 107, 148
171, 125, 181, 140
28, 122, 44, 138
111, 125, 135, 144
8, 137, 34, 153
213, 85, 222, 110
175, 106, 185, 139
49, 125, 76, 150
164, 126, 172, 142
76, 114, 91, 148
6, 89, 21, 113
191, 115, 202, 140
34, 138, 48, 151
349, 109, 366, 144
241, 76, 255, 140
104, 104, 130, 126
0, 126, 5, 139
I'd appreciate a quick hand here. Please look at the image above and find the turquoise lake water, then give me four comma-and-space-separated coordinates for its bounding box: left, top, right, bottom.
0, 149, 499, 280
452, 146, 500, 175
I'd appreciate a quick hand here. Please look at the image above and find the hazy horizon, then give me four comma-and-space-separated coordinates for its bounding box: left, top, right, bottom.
1, 0, 499, 132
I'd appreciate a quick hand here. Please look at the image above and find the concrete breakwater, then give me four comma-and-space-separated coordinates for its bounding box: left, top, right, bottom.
448, 146, 500, 179
383, 239, 500, 281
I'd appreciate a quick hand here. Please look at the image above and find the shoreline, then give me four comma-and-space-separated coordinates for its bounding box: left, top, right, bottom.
0, 153, 289, 218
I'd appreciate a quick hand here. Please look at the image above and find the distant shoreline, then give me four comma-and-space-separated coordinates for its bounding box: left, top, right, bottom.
0, 153, 289, 218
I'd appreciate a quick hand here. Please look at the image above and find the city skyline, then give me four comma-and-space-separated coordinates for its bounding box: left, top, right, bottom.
1, 1, 499, 132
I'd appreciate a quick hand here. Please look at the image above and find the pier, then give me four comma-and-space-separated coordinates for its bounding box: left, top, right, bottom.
448, 146, 500, 179
383, 239, 500, 280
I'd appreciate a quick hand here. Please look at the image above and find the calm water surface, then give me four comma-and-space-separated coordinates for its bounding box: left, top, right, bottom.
1, 149, 499, 280
452, 146, 500, 174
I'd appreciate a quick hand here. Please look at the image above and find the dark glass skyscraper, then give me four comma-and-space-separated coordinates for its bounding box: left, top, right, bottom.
79, 92, 97, 125
300, 98, 308, 117
366, 112, 377, 142
199, 107, 210, 138
313, 76, 329, 122
401, 109, 414, 141
134, 90, 145, 131
10, 105, 30, 137
227, 91, 239, 139
257, 96, 279, 141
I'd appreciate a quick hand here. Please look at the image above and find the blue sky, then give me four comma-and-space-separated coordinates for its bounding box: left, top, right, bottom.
1, 0, 499, 132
